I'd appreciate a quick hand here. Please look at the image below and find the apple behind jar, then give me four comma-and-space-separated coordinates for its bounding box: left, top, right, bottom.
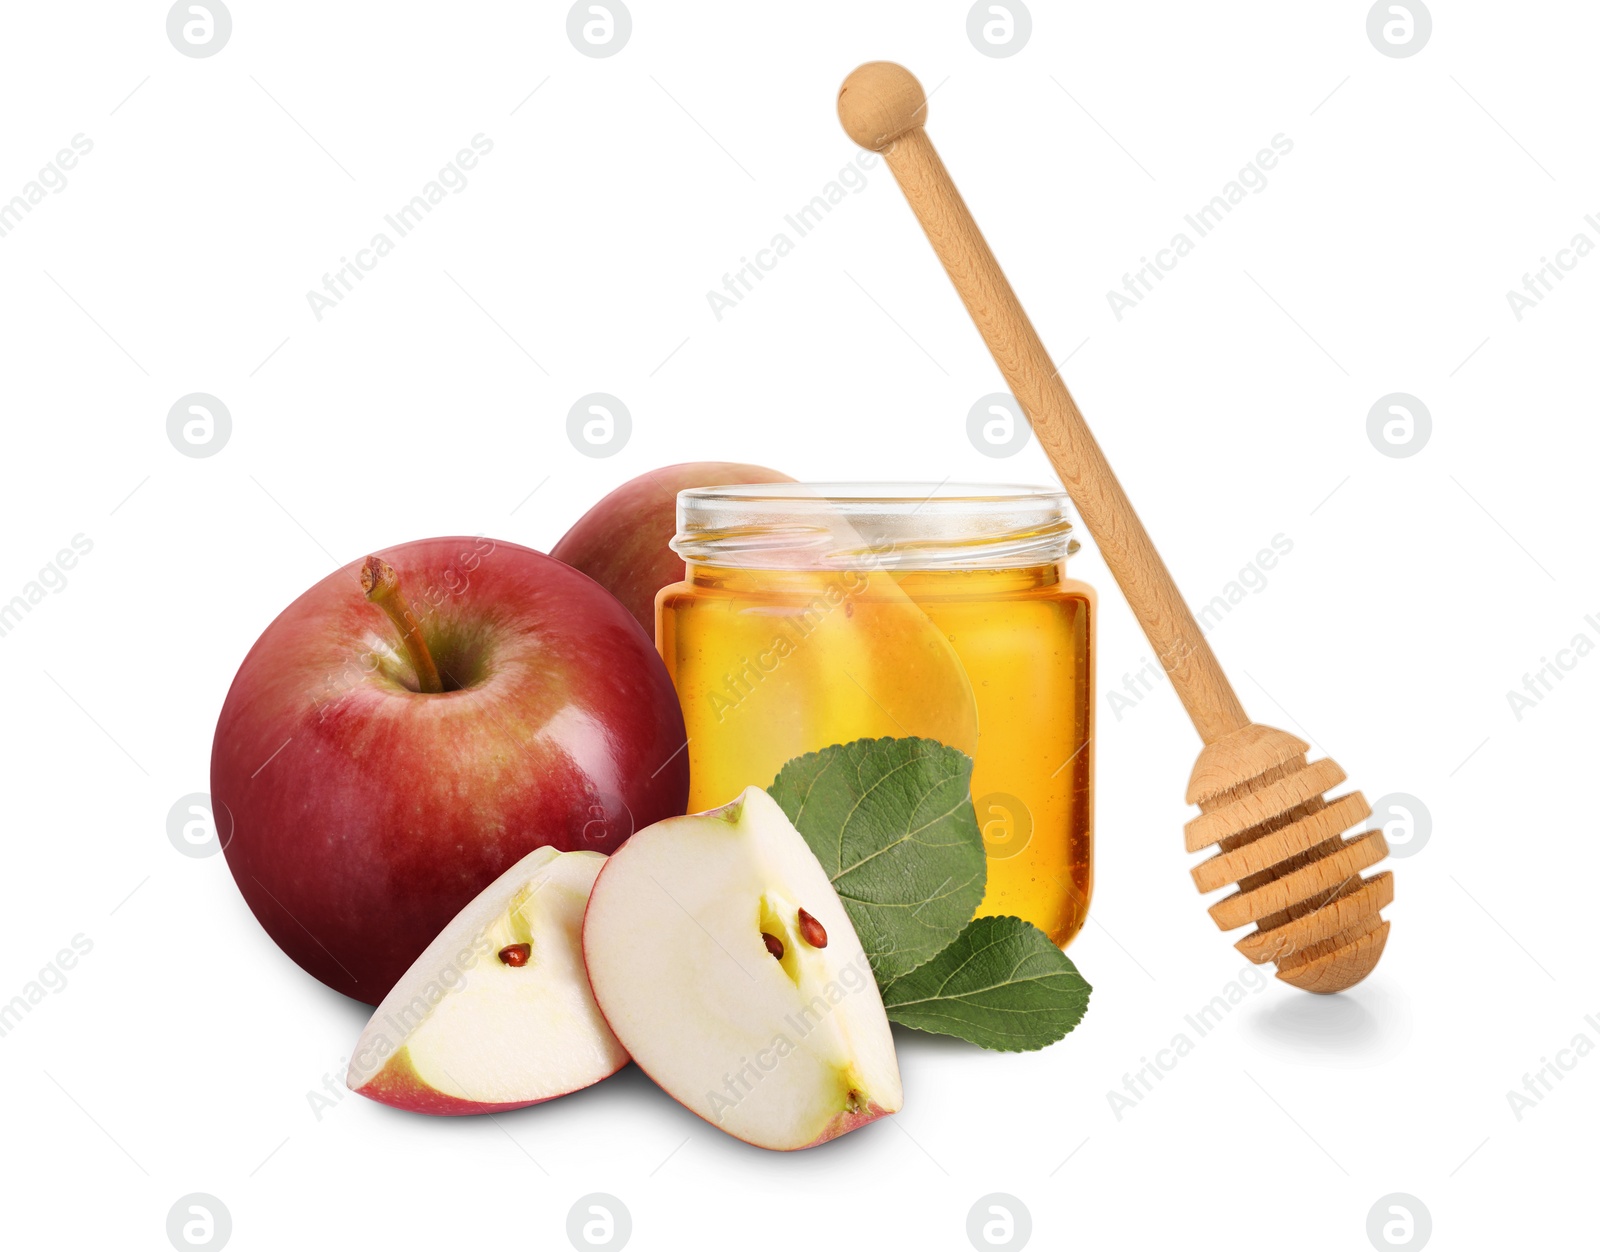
550, 461, 792, 638
348, 847, 627, 1114
582, 787, 903, 1151
209, 536, 690, 1004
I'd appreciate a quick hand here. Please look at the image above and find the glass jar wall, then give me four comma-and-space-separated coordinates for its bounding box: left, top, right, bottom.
657, 484, 1094, 947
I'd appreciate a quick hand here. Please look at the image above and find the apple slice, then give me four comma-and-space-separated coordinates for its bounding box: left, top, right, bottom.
582, 787, 903, 1150
347, 847, 627, 1114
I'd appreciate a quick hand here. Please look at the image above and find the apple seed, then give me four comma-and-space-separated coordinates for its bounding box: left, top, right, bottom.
797, 908, 828, 949
762, 932, 785, 960
497, 943, 532, 967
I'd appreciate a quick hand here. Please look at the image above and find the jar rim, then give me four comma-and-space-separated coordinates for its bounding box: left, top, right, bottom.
672, 481, 1076, 571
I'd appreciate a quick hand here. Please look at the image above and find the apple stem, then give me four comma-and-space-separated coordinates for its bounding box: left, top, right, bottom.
361, 556, 444, 694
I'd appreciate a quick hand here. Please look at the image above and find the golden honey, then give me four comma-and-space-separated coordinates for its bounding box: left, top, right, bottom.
657, 484, 1094, 947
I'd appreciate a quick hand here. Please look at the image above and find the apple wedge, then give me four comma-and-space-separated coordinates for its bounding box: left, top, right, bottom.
347, 847, 627, 1114
582, 787, 903, 1150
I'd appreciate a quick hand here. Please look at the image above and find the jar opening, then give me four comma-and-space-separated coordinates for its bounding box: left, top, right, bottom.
671, 482, 1076, 571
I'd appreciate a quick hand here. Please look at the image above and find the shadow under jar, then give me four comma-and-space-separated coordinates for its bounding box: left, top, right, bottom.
657, 482, 1095, 947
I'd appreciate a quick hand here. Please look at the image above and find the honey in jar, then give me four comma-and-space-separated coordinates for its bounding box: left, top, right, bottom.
656, 483, 1094, 947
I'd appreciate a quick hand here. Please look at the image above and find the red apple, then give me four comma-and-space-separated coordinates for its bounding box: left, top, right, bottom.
551, 462, 792, 637
210, 536, 689, 1004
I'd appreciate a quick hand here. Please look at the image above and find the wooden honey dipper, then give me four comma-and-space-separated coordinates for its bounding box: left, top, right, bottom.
838, 62, 1391, 992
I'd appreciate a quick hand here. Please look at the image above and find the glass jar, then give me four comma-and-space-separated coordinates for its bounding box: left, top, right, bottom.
657, 483, 1094, 948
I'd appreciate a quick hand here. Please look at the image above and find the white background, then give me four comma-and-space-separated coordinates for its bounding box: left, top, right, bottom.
1, 2, 1594, 1249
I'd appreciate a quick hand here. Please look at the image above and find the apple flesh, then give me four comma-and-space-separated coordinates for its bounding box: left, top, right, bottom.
210, 536, 689, 1004
582, 787, 902, 1150
348, 847, 627, 1114
551, 462, 792, 638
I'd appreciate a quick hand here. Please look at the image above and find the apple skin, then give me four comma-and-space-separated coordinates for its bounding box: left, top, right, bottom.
351, 1046, 571, 1117
551, 462, 792, 637
802, 1102, 896, 1150
210, 536, 689, 1005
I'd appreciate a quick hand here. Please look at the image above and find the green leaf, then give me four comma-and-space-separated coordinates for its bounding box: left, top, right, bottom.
880, 916, 1092, 1052
769, 737, 987, 981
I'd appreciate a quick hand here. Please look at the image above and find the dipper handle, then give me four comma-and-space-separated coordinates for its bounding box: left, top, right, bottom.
838, 62, 1248, 743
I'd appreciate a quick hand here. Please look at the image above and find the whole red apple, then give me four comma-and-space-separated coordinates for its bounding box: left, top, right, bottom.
210, 536, 689, 1004
551, 462, 791, 638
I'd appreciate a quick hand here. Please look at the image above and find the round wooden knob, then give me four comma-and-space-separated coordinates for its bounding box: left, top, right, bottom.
837, 61, 927, 151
